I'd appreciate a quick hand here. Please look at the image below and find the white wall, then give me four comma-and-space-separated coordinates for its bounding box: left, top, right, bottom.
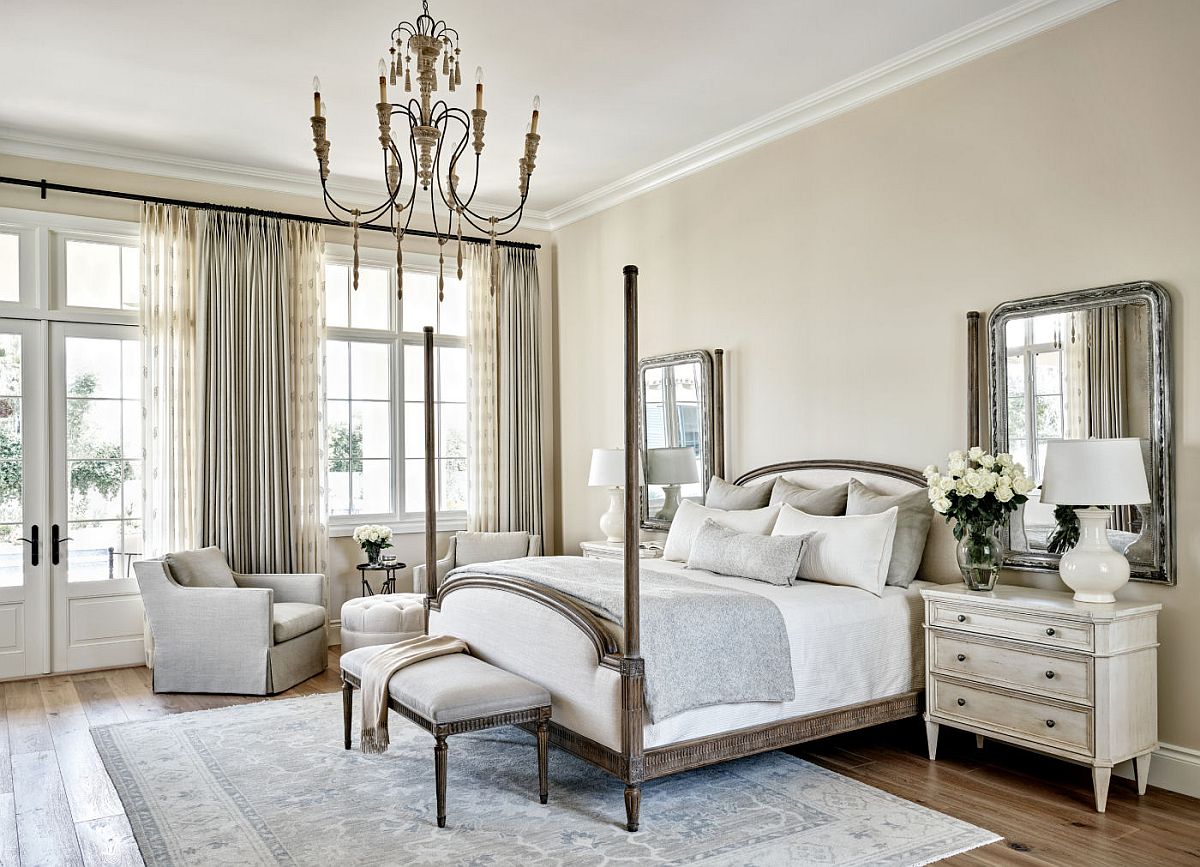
551, 0, 1200, 757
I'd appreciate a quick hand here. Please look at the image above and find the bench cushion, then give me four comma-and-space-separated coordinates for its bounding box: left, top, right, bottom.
273, 602, 326, 643
341, 646, 551, 724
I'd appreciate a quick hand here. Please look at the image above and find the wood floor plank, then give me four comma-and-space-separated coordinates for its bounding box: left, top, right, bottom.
2, 682, 52, 757
75, 814, 143, 867
10, 750, 83, 867
0, 694, 12, 796
38, 676, 91, 738
0, 792, 18, 867
36, 676, 123, 824
104, 670, 167, 723
70, 678, 129, 729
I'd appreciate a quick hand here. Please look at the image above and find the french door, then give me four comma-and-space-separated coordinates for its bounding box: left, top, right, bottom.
0, 318, 144, 676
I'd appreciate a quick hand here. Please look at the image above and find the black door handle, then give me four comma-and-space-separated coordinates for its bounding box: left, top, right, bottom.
17, 525, 38, 566
51, 524, 72, 566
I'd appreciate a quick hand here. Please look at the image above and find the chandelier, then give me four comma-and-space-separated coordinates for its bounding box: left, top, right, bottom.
309, 0, 541, 299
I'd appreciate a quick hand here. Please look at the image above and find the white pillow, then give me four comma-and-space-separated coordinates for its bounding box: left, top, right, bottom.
663, 500, 781, 562
771, 503, 899, 596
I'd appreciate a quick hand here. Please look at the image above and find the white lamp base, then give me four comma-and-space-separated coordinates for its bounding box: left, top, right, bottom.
654, 484, 683, 522
599, 487, 625, 543
1059, 507, 1129, 604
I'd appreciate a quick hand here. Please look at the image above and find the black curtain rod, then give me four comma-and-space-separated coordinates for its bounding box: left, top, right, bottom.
0, 176, 541, 251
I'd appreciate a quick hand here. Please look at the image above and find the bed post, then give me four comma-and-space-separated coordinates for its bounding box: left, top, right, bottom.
713, 348, 725, 480
423, 326, 438, 627
621, 265, 645, 832
966, 311, 980, 448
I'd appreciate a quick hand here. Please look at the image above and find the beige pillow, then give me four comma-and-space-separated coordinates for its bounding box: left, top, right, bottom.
663, 499, 781, 562
164, 546, 237, 588
769, 479, 848, 516
846, 478, 933, 588
771, 504, 899, 596
704, 476, 775, 510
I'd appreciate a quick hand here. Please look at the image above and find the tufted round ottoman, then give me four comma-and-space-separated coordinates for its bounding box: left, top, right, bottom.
339, 593, 426, 652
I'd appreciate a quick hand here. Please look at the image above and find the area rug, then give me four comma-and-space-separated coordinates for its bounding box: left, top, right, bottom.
92, 694, 998, 866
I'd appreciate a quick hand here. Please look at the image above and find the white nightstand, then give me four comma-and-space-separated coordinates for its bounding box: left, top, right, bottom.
921, 584, 1160, 812
579, 540, 663, 561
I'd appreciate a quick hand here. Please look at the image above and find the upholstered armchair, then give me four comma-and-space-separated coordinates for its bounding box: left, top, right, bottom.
134, 547, 328, 695
413, 531, 542, 594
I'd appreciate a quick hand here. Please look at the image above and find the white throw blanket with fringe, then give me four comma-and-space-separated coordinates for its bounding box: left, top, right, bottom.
360, 634, 469, 754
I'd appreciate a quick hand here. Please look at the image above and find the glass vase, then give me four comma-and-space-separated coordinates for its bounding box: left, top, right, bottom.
365, 545, 381, 565
956, 526, 1004, 591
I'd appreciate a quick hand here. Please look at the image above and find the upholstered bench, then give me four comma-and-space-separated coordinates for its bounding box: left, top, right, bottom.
339, 593, 426, 651
340, 645, 552, 828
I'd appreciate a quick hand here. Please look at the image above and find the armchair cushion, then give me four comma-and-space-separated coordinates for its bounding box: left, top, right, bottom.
455, 532, 532, 565
272, 602, 326, 644
164, 546, 237, 588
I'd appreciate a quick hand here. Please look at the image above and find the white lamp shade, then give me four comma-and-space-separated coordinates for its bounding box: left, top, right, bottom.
1040, 438, 1151, 506
646, 447, 700, 485
588, 448, 643, 487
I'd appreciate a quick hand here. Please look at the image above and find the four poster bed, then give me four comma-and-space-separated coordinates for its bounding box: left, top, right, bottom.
418, 266, 958, 831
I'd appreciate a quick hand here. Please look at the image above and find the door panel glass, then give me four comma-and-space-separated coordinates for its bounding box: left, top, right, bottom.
0, 332, 21, 587
65, 335, 142, 582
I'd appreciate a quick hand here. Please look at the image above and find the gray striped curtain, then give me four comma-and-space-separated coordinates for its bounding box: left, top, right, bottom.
496, 247, 544, 538
195, 211, 327, 573
1085, 307, 1134, 531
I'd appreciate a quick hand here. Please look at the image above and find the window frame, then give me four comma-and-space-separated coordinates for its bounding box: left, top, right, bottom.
324, 243, 469, 536
1005, 317, 1065, 484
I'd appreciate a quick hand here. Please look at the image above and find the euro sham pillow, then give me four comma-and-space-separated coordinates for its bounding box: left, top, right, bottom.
769, 478, 849, 516
846, 477, 933, 588
662, 499, 782, 562
704, 475, 775, 510
771, 503, 899, 596
687, 519, 813, 586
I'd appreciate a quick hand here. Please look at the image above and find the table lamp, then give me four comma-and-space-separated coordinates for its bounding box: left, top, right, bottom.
588, 448, 643, 542
646, 447, 700, 522
1039, 438, 1151, 603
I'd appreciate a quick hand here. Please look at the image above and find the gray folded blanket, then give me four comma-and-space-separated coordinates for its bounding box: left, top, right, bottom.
445, 557, 794, 722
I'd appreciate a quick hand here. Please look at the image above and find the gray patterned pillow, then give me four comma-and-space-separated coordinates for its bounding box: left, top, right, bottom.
705, 476, 775, 510
769, 479, 848, 516
846, 478, 932, 588
687, 519, 813, 586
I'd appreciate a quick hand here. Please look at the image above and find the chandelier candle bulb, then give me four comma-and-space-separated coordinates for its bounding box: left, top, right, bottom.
475, 66, 484, 110
312, 76, 321, 116
530, 95, 540, 135
378, 59, 388, 103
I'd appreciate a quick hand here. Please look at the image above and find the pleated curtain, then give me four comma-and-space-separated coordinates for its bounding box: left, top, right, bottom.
1085, 306, 1133, 531
465, 244, 543, 538
141, 206, 327, 574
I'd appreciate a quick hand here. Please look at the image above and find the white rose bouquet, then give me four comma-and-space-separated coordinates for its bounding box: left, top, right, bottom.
924, 447, 1034, 542
352, 524, 394, 563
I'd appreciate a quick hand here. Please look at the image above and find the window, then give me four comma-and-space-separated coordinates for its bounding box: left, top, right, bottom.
64, 238, 139, 311
325, 253, 469, 529
1006, 314, 1067, 484
0, 233, 19, 303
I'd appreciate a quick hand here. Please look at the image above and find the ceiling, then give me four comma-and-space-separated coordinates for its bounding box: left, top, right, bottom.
0, 0, 1106, 226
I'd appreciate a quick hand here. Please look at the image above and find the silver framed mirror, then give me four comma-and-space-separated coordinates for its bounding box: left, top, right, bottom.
987, 281, 1174, 584
639, 350, 715, 530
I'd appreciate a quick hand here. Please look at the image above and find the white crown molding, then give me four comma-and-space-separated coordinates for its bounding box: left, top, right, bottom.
544, 0, 1117, 229
0, 129, 554, 232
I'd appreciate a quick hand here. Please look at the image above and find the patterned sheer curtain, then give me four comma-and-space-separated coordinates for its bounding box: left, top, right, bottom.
464, 245, 543, 538
140, 204, 200, 557
195, 212, 327, 574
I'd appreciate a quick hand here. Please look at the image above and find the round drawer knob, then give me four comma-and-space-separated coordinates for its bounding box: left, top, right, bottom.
957, 614, 967, 623
1045, 670, 1056, 679
1046, 627, 1056, 636
1046, 719, 1056, 728
957, 698, 967, 707
957, 654, 967, 662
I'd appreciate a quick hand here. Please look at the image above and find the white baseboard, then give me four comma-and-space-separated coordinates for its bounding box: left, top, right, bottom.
1114, 743, 1200, 799
327, 619, 341, 648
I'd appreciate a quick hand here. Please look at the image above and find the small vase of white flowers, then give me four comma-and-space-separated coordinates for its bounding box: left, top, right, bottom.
924, 448, 1034, 591
352, 524, 394, 565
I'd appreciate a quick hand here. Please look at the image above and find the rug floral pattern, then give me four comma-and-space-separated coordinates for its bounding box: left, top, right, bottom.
92, 694, 998, 866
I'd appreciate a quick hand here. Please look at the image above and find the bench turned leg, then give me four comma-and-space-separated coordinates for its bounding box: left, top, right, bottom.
342, 680, 353, 750
435, 735, 449, 828
624, 784, 641, 832
536, 720, 549, 805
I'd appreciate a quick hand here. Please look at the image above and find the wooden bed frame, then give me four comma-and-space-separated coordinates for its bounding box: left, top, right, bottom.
417, 267, 926, 831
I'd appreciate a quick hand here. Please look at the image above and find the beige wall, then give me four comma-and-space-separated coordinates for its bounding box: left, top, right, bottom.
552, 0, 1200, 751
0, 153, 557, 626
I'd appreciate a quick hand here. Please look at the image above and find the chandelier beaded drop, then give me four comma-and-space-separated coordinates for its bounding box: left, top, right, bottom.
309, 0, 541, 299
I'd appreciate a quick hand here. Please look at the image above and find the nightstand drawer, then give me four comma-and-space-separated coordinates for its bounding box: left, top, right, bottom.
930, 601, 1093, 651
931, 632, 1092, 704
931, 676, 1092, 756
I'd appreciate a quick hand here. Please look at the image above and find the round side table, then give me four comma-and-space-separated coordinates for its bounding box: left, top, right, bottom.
357, 561, 406, 596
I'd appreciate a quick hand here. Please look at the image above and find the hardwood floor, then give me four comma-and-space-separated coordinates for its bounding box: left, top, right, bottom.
0, 649, 1196, 866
